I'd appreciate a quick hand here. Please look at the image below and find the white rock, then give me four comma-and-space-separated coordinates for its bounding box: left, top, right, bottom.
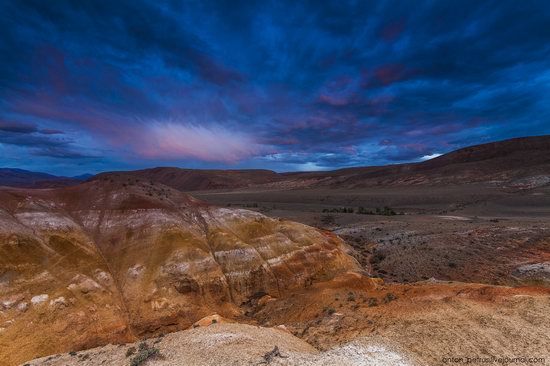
50, 296, 68, 308
127, 264, 145, 279
16, 302, 28, 312
68, 275, 102, 294
1, 300, 16, 310
31, 294, 49, 305
94, 270, 113, 286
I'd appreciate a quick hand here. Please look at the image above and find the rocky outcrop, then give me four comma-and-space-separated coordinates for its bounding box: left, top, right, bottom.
0, 175, 359, 365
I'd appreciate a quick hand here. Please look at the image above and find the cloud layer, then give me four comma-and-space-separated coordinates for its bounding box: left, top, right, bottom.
0, 0, 549, 174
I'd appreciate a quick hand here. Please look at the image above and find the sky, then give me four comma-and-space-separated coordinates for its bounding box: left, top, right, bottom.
1, 0, 549, 176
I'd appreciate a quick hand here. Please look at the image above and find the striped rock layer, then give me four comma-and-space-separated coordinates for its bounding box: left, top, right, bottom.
0, 175, 358, 365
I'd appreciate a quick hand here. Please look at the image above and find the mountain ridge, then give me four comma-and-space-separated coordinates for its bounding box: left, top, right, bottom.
111, 135, 550, 190
2, 135, 550, 190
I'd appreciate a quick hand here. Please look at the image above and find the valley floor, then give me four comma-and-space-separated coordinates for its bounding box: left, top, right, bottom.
194, 185, 550, 287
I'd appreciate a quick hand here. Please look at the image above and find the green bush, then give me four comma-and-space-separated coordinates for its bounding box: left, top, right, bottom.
321, 207, 355, 214
125, 347, 136, 357
384, 293, 397, 303
130, 347, 159, 366
357, 207, 375, 215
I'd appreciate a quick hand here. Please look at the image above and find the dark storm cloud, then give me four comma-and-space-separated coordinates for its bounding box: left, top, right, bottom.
0, 119, 94, 159
0, 120, 65, 135
0, 0, 549, 174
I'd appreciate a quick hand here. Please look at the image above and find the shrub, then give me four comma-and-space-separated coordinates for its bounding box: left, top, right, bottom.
69, 351, 77, 356
367, 297, 378, 307
357, 207, 375, 215
130, 346, 160, 366
320, 214, 336, 226
347, 292, 356, 302
381, 206, 396, 216
125, 347, 136, 358
323, 306, 336, 315
373, 206, 397, 216
321, 207, 356, 214
384, 293, 397, 303
372, 252, 385, 263
138, 342, 148, 351
262, 346, 286, 363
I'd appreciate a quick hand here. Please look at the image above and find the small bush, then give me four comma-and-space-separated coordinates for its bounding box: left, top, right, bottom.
372, 206, 397, 216
262, 346, 286, 363
383, 293, 397, 303
69, 351, 77, 356
126, 347, 136, 357
367, 297, 378, 307
130, 347, 160, 366
320, 214, 336, 226
347, 292, 356, 302
323, 306, 336, 315
357, 207, 375, 215
448, 262, 457, 268
138, 342, 148, 351
372, 252, 386, 263
321, 207, 355, 214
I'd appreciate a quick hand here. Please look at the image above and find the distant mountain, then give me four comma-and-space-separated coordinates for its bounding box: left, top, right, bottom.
0, 168, 80, 188
72, 173, 94, 180
95, 167, 283, 191
6, 135, 550, 191
98, 135, 550, 191
328, 135, 550, 188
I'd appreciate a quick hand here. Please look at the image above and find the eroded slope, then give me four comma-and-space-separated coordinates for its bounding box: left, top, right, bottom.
0, 175, 358, 365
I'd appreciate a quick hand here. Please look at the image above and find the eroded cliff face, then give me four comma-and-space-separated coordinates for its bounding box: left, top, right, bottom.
0, 175, 359, 365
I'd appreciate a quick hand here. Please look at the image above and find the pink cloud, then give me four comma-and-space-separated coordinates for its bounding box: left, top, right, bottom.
135, 122, 260, 163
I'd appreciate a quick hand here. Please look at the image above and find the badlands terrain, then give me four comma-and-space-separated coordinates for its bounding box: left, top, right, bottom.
1, 136, 550, 365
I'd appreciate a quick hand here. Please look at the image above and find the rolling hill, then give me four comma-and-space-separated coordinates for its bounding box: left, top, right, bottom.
0, 168, 82, 188
3, 135, 550, 191
99, 135, 550, 191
